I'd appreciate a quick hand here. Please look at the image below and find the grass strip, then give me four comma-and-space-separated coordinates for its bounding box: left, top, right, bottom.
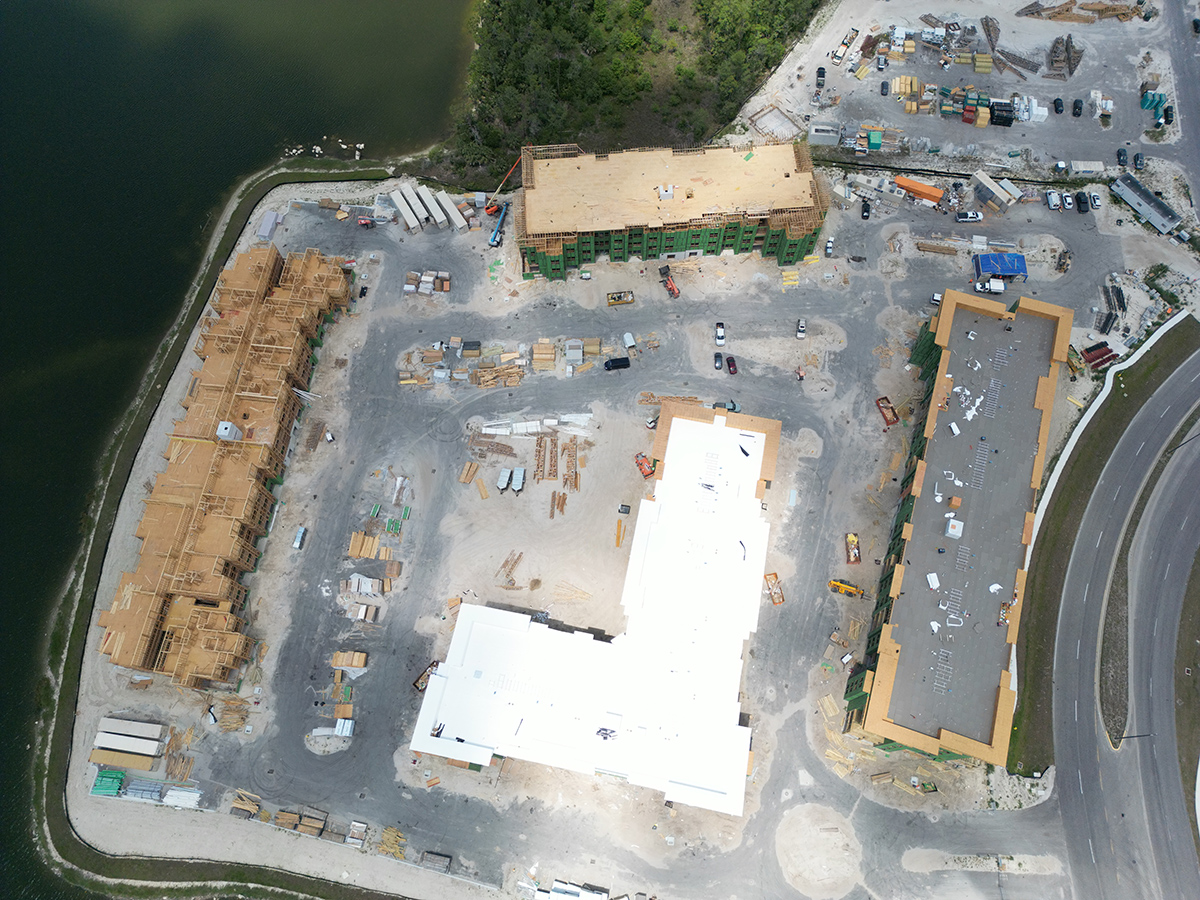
34, 161, 428, 898
1007, 315, 1200, 774
1175, 551, 1200, 858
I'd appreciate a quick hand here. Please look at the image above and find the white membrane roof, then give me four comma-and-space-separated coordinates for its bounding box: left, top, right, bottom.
410, 415, 772, 815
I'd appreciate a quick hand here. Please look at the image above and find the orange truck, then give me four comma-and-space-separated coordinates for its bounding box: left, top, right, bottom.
634, 452, 655, 479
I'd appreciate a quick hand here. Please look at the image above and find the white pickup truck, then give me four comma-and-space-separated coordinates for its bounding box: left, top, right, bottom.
975, 278, 1006, 294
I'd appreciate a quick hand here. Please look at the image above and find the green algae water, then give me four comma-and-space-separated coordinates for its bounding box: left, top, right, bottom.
0, 2, 472, 895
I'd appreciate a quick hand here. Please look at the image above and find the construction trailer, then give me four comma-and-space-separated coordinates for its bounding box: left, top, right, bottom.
515, 142, 828, 280
96, 246, 349, 687
401, 183, 431, 225
389, 189, 421, 232
436, 190, 469, 232
417, 184, 449, 229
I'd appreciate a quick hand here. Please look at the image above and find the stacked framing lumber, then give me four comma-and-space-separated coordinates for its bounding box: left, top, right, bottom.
458, 461, 479, 483
331, 651, 368, 668
347, 531, 380, 559
531, 339, 556, 372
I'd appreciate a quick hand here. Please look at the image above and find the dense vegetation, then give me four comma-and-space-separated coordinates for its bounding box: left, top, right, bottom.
444, 0, 822, 182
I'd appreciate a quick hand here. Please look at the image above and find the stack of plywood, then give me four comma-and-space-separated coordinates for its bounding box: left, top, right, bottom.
531, 339, 556, 372
458, 461, 480, 483
298, 809, 327, 836
331, 650, 368, 669
347, 531, 380, 559
582, 338, 602, 356
274, 811, 301, 830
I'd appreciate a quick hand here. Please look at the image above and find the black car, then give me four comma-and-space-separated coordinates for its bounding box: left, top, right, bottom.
1075, 191, 1089, 215
881, 80, 889, 96
1072, 99, 1083, 117
816, 66, 826, 87
1164, 105, 1174, 125
1053, 97, 1064, 114
714, 352, 723, 370
1117, 147, 1128, 166
861, 200, 871, 220
1193, 17, 1200, 34
1134, 152, 1145, 170
359, 285, 368, 298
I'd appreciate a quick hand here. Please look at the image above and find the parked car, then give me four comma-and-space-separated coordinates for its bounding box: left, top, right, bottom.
955, 211, 983, 223
877, 55, 887, 71
714, 352, 723, 370
1075, 191, 1089, 214
1089, 192, 1102, 210
1117, 147, 1128, 166
359, 285, 368, 298
1134, 152, 1145, 170
1193, 17, 1200, 34
715, 322, 725, 346
825, 238, 834, 257
1053, 97, 1064, 114
1072, 98, 1083, 117
861, 200, 871, 219
604, 357, 631, 371
1046, 190, 1062, 210
880, 80, 889, 97
725, 356, 738, 375
816, 66, 826, 87
796, 318, 807, 339
1062, 193, 1074, 211
646, 416, 659, 430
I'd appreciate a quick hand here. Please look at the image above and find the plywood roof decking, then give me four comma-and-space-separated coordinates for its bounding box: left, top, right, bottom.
97, 245, 348, 686
521, 143, 817, 235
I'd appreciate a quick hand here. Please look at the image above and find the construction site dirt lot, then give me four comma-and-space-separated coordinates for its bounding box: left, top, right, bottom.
64, 150, 1188, 900
744, 1, 1183, 184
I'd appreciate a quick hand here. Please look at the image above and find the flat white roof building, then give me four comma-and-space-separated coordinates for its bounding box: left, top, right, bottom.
410, 408, 780, 815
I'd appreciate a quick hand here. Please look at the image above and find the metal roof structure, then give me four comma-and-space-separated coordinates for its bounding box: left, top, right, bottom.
411, 405, 782, 815
973, 253, 1028, 281
1110, 173, 1182, 234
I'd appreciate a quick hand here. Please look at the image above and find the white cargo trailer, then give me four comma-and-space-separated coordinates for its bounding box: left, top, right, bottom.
418, 185, 449, 228
96, 717, 165, 741
389, 189, 421, 232
401, 183, 431, 226
93, 732, 162, 757
437, 190, 468, 232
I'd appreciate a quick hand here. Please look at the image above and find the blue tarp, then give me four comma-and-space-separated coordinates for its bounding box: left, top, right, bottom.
973, 253, 1027, 281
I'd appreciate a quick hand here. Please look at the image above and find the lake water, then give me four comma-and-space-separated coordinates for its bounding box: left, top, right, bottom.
0, 1, 472, 895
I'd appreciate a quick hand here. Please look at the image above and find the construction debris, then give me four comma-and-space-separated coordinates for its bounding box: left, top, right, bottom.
638, 392, 701, 406
378, 826, 407, 860
764, 573, 785, 606
495, 550, 524, 588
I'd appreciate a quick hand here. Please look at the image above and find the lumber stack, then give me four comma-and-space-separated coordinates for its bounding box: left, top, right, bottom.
231, 789, 261, 817
472, 364, 524, 388
458, 461, 479, 483
379, 826, 407, 860
531, 339, 556, 372
348, 531, 380, 559
534, 434, 546, 482
331, 650, 368, 669
547, 435, 559, 479
562, 436, 579, 492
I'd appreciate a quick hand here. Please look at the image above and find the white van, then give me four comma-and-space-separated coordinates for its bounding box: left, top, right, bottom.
948, 422, 961, 437
623, 332, 636, 350
1046, 190, 1062, 210
293, 525, 307, 549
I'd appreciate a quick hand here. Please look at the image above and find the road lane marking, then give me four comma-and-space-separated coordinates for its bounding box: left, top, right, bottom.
1192, 371, 1200, 383
1075, 700, 1078, 721
1154, 617, 1159, 637
1097, 531, 1103, 548
1076, 639, 1081, 659
1184, 515, 1191, 531
1084, 582, 1089, 603
1114, 486, 1121, 501
1166, 563, 1171, 579
1160, 404, 1172, 418
1089, 838, 1096, 864
1150, 676, 1154, 698
1138, 441, 1146, 455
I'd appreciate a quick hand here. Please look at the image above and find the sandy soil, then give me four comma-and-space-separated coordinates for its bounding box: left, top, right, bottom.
775, 803, 863, 899
902, 847, 1064, 875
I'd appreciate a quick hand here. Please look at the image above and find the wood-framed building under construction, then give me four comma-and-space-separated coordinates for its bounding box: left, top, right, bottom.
97, 246, 348, 688
515, 142, 828, 280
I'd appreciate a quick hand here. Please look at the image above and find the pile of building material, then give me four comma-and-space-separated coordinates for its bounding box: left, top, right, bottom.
162, 785, 203, 808
341, 572, 383, 596
217, 695, 251, 732
230, 789, 262, 819
91, 769, 126, 796
345, 821, 368, 848
495, 550, 524, 588
331, 650, 368, 679
164, 725, 195, 782
531, 339, 557, 372
638, 392, 701, 406
347, 531, 381, 559
471, 364, 525, 388
458, 461, 480, 483
1045, 34, 1084, 79
981, 16, 1000, 51
403, 270, 452, 295
378, 826, 407, 859
562, 435, 579, 492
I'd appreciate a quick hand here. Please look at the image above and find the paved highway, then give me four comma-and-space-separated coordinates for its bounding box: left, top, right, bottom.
1054, 346, 1200, 900
1128, 417, 1200, 899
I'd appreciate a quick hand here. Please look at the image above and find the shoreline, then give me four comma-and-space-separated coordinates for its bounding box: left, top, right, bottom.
31, 155, 415, 898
